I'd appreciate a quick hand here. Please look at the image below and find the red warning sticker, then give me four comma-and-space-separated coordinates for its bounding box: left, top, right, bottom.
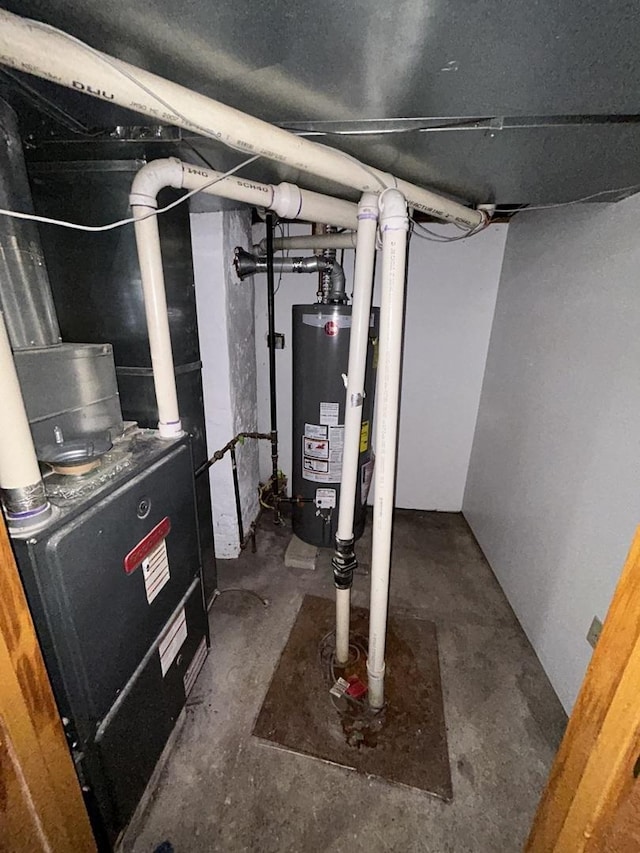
124, 516, 171, 574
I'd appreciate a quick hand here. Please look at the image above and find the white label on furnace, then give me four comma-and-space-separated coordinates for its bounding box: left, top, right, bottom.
320, 402, 340, 426
305, 423, 327, 440
158, 607, 188, 677
142, 539, 170, 604
315, 488, 336, 509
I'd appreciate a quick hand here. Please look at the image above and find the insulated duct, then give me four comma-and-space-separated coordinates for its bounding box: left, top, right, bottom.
0, 98, 60, 350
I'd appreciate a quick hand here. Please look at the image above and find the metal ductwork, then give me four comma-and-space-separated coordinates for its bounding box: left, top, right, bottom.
0, 98, 60, 350
0, 99, 123, 476
234, 247, 347, 304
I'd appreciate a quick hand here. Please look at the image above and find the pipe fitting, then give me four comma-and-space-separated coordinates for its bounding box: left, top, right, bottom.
234, 248, 347, 303
158, 420, 184, 439
2, 481, 47, 515
271, 182, 303, 220
130, 157, 184, 208
332, 536, 357, 589
358, 191, 379, 221
378, 188, 409, 232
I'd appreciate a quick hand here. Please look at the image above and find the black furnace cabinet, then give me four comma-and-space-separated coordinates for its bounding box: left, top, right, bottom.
13, 431, 208, 847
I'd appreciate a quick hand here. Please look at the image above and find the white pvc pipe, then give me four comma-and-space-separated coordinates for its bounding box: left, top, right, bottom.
129, 158, 359, 439
367, 189, 409, 710
255, 232, 357, 255
0, 10, 483, 229
0, 310, 47, 516
335, 588, 351, 664
334, 193, 379, 665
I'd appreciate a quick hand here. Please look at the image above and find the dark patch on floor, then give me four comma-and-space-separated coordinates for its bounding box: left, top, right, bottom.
254, 594, 451, 799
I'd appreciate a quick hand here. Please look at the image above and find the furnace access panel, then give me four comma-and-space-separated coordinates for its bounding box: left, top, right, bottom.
13, 429, 209, 846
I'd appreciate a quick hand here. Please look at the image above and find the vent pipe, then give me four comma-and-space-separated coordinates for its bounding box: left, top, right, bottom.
234, 249, 347, 304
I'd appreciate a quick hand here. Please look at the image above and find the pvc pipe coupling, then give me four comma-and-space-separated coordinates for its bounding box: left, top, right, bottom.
332, 536, 357, 589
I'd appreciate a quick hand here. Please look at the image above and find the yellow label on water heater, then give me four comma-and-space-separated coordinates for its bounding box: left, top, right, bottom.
360, 421, 370, 453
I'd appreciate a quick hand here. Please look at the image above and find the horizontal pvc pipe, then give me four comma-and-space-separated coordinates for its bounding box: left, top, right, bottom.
179, 163, 358, 229
254, 232, 357, 254
367, 189, 409, 710
0, 309, 48, 520
334, 193, 379, 665
129, 158, 358, 440
0, 10, 483, 229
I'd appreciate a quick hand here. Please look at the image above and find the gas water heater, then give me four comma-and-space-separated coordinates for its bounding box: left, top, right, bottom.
292, 303, 379, 547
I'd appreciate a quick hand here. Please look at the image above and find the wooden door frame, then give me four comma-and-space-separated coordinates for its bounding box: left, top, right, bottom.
0, 512, 95, 852
527, 525, 640, 851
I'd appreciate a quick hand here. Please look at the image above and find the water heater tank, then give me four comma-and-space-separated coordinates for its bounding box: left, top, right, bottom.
291, 303, 379, 547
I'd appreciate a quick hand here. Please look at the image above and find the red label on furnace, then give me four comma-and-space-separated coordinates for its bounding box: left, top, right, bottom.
124, 516, 171, 574
324, 320, 338, 337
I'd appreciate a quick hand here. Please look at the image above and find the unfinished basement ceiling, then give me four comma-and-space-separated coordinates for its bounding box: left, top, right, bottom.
1, 0, 640, 207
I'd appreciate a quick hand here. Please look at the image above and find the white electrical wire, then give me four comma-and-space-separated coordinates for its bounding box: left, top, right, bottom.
494, 183, 640, 213
411, 218, 488, 243
0, 154, 260, 231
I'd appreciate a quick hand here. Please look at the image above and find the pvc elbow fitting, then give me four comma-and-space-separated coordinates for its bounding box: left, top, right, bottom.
378, 188, 409, 231
130, 157, 184, 208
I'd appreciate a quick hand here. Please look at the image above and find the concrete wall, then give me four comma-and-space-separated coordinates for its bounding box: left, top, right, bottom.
464, 195, 640, 712
191, 209, 260, 558
254, 222, 508, 510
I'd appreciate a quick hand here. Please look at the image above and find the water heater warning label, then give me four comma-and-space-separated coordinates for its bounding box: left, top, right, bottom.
303, 422, 344, 483
304, 436, 329, 459
320, 402, 339, 426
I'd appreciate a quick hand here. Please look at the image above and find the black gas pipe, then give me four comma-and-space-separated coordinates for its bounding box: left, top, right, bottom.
265, 212, 281, 524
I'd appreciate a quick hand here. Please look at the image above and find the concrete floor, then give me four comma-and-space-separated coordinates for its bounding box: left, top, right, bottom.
125, 510, 566, 853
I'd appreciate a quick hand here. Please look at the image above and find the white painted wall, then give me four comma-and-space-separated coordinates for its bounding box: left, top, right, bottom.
389, 223, 508, 509
464, 195, 640, 712
191, 209, 260, 558
254, 222, 508, 510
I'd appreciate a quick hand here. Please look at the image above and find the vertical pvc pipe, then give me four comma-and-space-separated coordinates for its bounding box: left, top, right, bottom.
131, 206, 183, 438
367, 189, 409, 709
333, 193, 379, 665
0, 310, 49, 525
